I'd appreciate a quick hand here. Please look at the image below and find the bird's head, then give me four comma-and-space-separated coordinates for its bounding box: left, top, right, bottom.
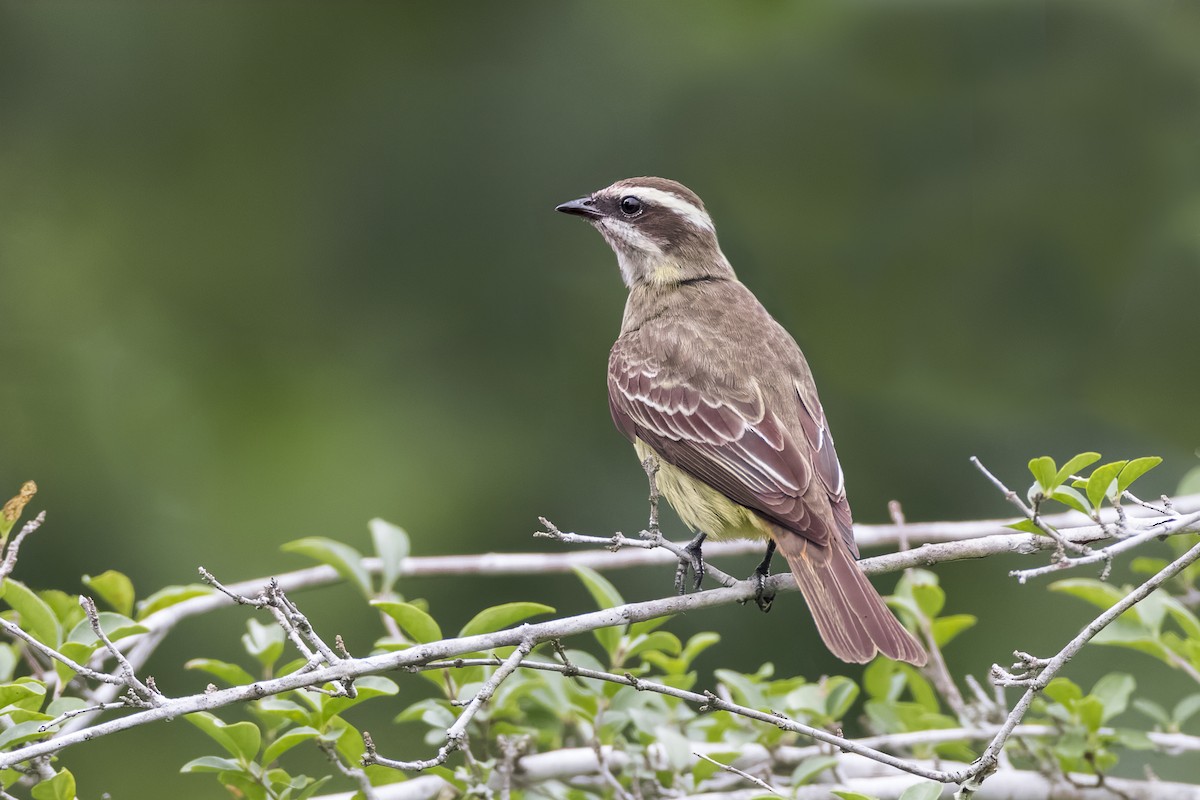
556, 177, 733, 288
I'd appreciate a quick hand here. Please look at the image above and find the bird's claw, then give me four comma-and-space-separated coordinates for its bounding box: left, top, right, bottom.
674, 532, 707, 594
753, 568, 774, 613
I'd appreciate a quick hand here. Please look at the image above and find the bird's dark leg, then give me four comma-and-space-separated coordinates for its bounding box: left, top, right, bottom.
752, 540, 777, 612
675, 532, 707, 594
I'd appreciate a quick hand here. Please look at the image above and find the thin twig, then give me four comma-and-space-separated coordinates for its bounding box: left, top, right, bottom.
318, 739, 379, 800
535, 519, 658, 550
1010, 511, 1200, 583
364, 636, 536, 772
37, 702, 127, 732
0, 511, 46, 582
198, 566, 269, 607
80, 596, 161, 706
0, 616, 125, 687
694, 752, 780, 795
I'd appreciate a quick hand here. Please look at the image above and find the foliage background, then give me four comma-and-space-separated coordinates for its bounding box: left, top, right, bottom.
1, 1, 1198, 795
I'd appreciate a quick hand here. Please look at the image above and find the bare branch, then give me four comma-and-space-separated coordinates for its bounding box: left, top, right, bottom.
694, 752, 780, 795
0, 616, 125, 688
80, 596, 161, 707
1010, 509, 1200, 583
961, 537, 1200, 796
364, 636, 535, 772
100, 489, 1200, 695
15, 511, 1200, 771
318, 739, 378, 800
0, 510, 46, 582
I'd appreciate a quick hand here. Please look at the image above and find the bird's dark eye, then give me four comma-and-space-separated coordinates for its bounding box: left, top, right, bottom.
619, 196, 643, 216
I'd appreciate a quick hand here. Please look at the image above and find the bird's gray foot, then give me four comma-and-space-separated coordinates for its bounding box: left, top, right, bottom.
751, 541, 776, 613
675, 532, 707, 594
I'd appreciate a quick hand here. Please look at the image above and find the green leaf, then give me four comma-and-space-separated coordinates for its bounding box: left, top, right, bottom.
832, 792, 879, 800
30, 769, 74, 800
217, 770, 267, 800
1173, 693, 1200, 727
318, 675, 398, 719
44, 697, 88, 721
1118, 457, 1162, 495
38, 590, 84, 630
863, 659, 902, 701
1056, 729, 1087, 759
82, 570, 135, 617
186, 712, 262, 762
372, 601, 442, 643
714, 669, 765, 708
255, 699, 314, 727
629, 614, 673, 638
1090, 673, 1134, 722
911, 583, 945, 619
1132, 698, 1170, 727
1130, 557, 1169, 576
66, 612, 148, 645
0, 680, 46, 712
573, 566, 625, 657
627, 630, 682, 660
54, 642, 95, 686
1114, 728, 1155, 750
824, 676, 860, 720
180, 756, 243, 774
791, 754, 838, 786
458, 602, 554, 637
186, 658, 257, 686
1076, 696, 1104, 732
1028, 456, 1057, 492
1179, 465, 1200, 495
931, 614, 976, 647
0, 720, 50, 750
680, 631, 720, 666
1043, 677, 1082, 707
1086, 461, 1127, 508
899, 782, 943, 800
1048, 579, 1123, 610
281, 537, 371, 599
242, 619, 286, 669
294, 775, 333, 800
1055, 452, 1102, 486
572, 565, 625, 609
135, 584, 214, 620
262, 726, 320, 764
369, 518, 410, 597
1050, 486, 1091, 516
1164, 597, 1200, 639
0, 580, 62, 648
1006, 519, 1044, 535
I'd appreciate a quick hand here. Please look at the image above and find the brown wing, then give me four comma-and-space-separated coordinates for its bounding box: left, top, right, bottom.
609, 336, 855, 552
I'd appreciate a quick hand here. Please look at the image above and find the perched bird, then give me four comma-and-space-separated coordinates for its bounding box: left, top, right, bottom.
556, 177, 927, 666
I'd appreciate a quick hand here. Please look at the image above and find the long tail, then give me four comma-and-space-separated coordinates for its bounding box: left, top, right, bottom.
771, 527, 927, 666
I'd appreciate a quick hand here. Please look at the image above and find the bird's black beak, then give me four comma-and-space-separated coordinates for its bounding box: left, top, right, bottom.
555, 195, 602, 220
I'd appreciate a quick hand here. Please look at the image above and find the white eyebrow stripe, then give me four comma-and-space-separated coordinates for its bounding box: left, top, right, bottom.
620, 186, 714, 232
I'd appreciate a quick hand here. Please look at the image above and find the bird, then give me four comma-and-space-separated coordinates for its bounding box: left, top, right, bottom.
555, 177, 927, 666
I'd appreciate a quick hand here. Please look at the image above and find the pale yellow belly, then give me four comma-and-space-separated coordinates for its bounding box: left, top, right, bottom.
634, 439, 770, 542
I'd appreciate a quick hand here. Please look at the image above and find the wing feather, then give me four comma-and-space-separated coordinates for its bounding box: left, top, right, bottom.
609, 340, 840, 547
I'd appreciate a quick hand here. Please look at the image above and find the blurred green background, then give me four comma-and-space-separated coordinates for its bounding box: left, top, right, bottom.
2, 1, 1199, 795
